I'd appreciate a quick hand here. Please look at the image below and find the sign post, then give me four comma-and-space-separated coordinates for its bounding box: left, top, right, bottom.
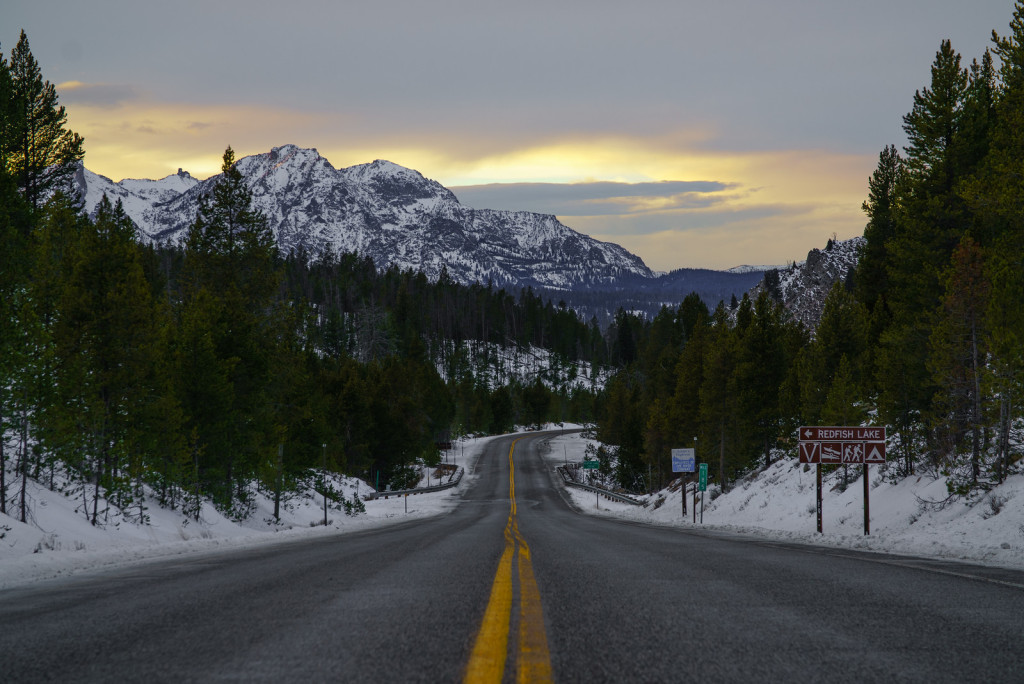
698, 463, 707, 524
583, 458, 599, 508
798, 426, 886, 535
864, 462, 870, 536
816, 463, 822, 534
322, 443, 328, 527
671, 448, 695, 519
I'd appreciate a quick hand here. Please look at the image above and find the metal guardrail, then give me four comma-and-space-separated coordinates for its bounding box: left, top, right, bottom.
364, 467, 464, 500
556, 465, 645, 506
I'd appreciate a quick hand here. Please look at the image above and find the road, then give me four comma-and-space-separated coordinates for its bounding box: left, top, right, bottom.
2, 431, 1023, 682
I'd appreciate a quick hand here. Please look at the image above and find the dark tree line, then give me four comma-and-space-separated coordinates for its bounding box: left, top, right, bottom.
596, 5, 1024, 497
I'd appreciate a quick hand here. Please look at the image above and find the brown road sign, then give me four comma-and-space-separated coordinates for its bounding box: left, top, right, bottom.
799, 426, 886, 442
820, 442, 843, 464
798, 426, 888, 465
841, 442, 865, 463
799, 442, 821, 464
864, 442, 886, 463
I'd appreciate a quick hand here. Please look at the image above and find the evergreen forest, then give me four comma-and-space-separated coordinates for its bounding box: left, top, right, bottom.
595, 5, 1024, 499
0, 31, 618, 524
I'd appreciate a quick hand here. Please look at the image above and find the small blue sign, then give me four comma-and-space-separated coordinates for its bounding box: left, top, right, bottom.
671, 448, 696, 473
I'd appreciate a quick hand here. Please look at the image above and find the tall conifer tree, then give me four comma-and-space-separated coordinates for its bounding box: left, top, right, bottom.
8, 31, 84, 211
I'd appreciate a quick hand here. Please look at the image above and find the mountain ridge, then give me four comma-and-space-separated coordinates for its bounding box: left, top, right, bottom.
71, 144, 766, 318
753, 236, 864, 330
72, 144, 652, 292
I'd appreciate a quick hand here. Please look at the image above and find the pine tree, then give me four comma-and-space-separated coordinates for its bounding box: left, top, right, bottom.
699, 304, 739, 488
0, 44, 27, 515
957, 4, 1024, 486
0, 41, 18, 177
50, 197, 172, 523
799, 282, 869, 426
732, 291, 792, 469
855, 144, 903, 316
7, 31, 84, 211
173, 288, 237, 510
890, 39, 971, 322
21, 193, 86, 519
902, 39, 969, 196
928, 237, 990, 490
875, 39, 974, 476
180, 147, 280, 513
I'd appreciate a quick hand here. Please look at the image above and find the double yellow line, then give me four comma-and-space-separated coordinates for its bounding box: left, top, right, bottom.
464, 440, 552, 683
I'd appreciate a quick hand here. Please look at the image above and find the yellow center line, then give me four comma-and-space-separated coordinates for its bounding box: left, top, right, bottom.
464, 543, 513, 682
515, 523, 552, 683
464, 439, 553, 683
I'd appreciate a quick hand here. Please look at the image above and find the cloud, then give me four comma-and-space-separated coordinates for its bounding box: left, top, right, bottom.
61, 96, 872, 270
449, 180, 734, 216
64, 100, 335, 180
575, 205, 802, 236
579, 200, 863, 271
57, 81, 139, 108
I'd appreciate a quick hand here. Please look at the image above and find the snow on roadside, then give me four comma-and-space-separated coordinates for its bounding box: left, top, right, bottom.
9, 426, 1020, 590
543, 432, 1024, 570
0, 433, 506, 590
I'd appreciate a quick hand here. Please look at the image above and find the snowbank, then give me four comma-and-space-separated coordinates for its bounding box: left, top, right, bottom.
543, 433, 1024, 570
0, 433, 506, 590
9, 426, 1018, 591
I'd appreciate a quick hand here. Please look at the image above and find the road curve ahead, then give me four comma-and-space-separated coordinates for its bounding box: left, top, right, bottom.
3, 431, 1024, 682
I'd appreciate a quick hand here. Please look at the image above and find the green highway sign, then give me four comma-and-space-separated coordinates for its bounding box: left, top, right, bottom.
698, 463, 708, 491
582, 459, 599, 470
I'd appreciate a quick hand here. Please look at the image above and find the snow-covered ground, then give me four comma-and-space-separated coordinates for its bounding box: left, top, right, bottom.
5, 428, 1023, 592
433, 340, 612, 393
0, 432, 507, 590
544, 432, 1024, 571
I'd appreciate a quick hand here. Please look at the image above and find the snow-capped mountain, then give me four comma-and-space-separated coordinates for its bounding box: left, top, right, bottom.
73, 164, 199, 220
73, 145, 652, 291
753, 236, 864, 330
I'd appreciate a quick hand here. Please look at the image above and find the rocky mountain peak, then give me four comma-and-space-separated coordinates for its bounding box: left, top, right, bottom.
70, 145, 653, 290
755, 236, 864, 331
342, 159, 458, 205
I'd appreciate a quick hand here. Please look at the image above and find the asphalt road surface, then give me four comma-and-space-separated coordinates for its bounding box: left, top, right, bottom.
3, 431, 1024, 682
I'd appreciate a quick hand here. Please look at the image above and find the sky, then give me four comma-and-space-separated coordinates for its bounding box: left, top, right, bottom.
2, 1, 1016, 270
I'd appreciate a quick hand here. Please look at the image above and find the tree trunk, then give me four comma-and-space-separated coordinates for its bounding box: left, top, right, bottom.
193, 442, 201, 522
92, 439, 105, 526
970, 320, 982, 484
903, 418, 914, 477
1, 402, 6, 515
274, 443, 283, 522
998, 391, 1011, 484
718, 419, 726, 492
19, 408, 28, 523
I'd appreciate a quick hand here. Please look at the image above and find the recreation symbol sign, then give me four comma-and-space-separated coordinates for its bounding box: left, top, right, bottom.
798, 426, 886, 464
798, 425, 887, 536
